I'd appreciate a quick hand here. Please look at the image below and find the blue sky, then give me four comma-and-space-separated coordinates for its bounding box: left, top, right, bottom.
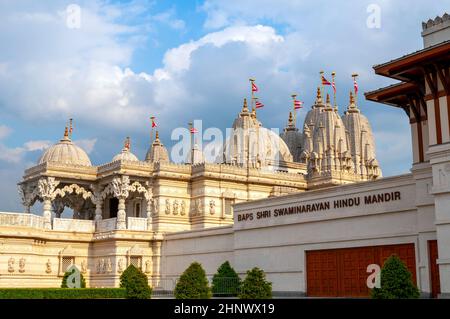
0, 0, 449, 211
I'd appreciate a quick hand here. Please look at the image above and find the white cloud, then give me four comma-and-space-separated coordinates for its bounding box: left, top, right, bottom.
23, 140, 52, 152
74, 138, 97, 154
0, 125, 11, 140
153, 8, 185, 30
160, 25, 284, 74
0, 144, 24, 163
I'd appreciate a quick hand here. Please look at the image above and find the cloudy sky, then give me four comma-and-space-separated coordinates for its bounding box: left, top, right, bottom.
0, 0, 449, 211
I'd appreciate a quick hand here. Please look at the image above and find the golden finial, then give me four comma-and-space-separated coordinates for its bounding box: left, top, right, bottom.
242, 98, 248, 112
64, 126, 69, 138
326, 93, 330, 104
316, 87, 321, 100
155, 131, 159, 140
288, 111, 294, 124
124, 137, 130, 150
349, 91, 355, 104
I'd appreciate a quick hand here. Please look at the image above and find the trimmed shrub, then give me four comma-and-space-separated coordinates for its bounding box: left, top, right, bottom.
119, 265, 152, 299
0, 288, 126, 299
212, 261, 241, 297
174, 262, 211, 299
239, 267, 272, 299
61, 268, 86, 288
371, 255, 420, 299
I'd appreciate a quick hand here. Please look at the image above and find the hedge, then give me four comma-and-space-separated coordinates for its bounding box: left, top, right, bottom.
0, 288, 126, 299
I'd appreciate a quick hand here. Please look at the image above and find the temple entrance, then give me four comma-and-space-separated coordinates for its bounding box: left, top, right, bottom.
306, 243, 416, 297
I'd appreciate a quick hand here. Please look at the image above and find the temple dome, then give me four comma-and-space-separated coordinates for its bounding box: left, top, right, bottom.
221, 98, 293, 166
342, 91, 382, 178
145, 131, 170, 163
301, 93, 350, 174
112, 138, 139, 162
38, 127, 92, 166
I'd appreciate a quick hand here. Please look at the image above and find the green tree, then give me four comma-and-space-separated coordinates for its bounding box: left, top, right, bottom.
371, 255, 420, 299
174, 262, 211, 299
212, 261, 241, 297
238, 267, 272, 299
119, 265, 152, 299
61, 267, 86, 288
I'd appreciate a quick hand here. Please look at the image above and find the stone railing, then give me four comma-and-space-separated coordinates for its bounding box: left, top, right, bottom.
0, 212, 44, 229
96, 217, 117, 232
53, 218, 96, 232
127, 217, 148, 231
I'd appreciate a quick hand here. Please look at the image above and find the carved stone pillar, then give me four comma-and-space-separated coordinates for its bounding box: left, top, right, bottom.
146, 199, 153, 229
151, 237, 162, 287
43, 199, 52, 229
145, 185, 153, 231
18, 184, 31, 214
117, 197, 126, 230
111, 176, 130, 230
95, 202, 103, 221
37, 177, 59, 230
91, 184, 103, 223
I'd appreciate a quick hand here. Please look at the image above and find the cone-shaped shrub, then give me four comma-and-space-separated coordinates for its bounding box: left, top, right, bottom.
61, 267, 86, 288
371, 255, 420, 299
119, 264, 152, 299
212, 261, 241, 297
239, 267, 272, 299
174, 262, 211, 299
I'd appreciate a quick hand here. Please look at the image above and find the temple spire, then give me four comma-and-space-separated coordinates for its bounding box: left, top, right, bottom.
241, 98, 249, 115
124, 137, 130, 150
315, 87, 322, 105
63, 126, 69, 140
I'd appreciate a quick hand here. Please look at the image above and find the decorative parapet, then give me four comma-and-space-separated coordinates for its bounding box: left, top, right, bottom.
97, 160, 154, 175
96, 217, 117, 232
23, 162, 97, 181
0, 212, 44, 229
53, 218, 96, 232
422, 13, 450, 31
127, 217, 148, 231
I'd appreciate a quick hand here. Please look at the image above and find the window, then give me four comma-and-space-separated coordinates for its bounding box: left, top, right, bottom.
109, 198, 118, 218
130, 256, 142, 269
135, 203, 141, 217
61, 256, 74, 273
224, 198, 233, 215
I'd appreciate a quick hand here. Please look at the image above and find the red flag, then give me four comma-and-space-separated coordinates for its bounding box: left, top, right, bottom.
190, 127, 198, 134
255, 101, 264, 108
294, 100, 303, 109
252, 82, 258, 92
354, 78, 358, 94
321, 75, 331, 86
151, 117, 157, 128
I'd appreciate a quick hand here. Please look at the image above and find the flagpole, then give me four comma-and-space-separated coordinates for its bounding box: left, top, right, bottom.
249, 78, 256, 115
331, 72, 336, 108
69, 118, 73, 139
150, 116, 155, 144
291, 94, 297, 128
188, 121, 194, 163
352, 73, 358, 106
319, 70, 324, 99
